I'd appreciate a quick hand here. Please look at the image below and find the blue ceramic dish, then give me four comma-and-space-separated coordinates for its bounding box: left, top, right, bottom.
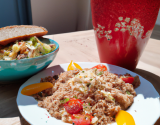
0, 38, 59, 82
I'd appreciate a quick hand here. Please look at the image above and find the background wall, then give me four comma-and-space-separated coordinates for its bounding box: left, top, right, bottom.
31, 0, 78, 35
31, 0, 92, 35
31, 0, 160, 35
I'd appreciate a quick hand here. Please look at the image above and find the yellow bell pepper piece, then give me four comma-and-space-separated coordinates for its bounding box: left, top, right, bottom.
67, 60, 75, 71
67, 60, 82, 71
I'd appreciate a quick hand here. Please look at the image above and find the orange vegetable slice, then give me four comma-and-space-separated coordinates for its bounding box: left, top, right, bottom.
21, 82, 53, 96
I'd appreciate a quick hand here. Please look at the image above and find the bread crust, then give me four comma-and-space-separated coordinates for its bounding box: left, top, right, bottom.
0, 25, 48, 46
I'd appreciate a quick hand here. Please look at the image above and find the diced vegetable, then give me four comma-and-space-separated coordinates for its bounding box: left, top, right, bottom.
67, 60, 82, 71
91, 64, 107, 71
71, 114, 93, 125
126, 91, 131, 95
67, 60, 75, 71
60, 98, 70, 104
73, 62, 82, 70
12, 44, 20, 53
29, 37, 38, 47
64, 98, 83, 114
97, 71, 103, 76
35, 36, 51, 54
21, 82, 53, 96
121, 77, 134, 84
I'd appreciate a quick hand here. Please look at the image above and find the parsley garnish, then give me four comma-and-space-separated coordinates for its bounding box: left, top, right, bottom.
60, 98, 70, 104
126, 91, 131, 95
73, 95, 77, 99
97, 71, 103, 76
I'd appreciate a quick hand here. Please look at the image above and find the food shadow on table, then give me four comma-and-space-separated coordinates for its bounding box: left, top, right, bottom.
134, 68, 160, 97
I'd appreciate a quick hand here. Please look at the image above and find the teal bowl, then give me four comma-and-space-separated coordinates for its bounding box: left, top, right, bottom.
0, 38, 59, 83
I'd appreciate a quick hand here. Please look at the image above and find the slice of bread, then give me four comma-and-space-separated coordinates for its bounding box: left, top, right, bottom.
0, 25, 48, 46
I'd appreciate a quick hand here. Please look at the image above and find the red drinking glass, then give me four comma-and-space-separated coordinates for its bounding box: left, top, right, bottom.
91, 0, 160, 71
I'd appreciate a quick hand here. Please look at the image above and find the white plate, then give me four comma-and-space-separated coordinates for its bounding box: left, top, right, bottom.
17, 62, 160, 125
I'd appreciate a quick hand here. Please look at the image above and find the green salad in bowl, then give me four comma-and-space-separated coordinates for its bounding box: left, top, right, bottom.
0, 36, 56, 60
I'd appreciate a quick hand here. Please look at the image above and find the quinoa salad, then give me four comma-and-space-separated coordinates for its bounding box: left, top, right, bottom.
0, 36, 56, 60
33, 65, 140, 125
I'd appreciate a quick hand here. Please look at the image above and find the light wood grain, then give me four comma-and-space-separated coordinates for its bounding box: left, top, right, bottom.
0, 117, 20, 125
0, 30, 160, 125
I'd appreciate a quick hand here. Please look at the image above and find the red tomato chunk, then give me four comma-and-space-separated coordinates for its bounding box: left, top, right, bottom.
64, 98, 83, 114
121, 77, 134, 84
91, 64, 107, 71
71, 114, 93, 125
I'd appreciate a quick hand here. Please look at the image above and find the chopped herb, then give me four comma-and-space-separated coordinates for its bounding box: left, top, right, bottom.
95, 68, 97, 72
126, 91, 131, 95
88, 103, 90, 106
60, 98, 70, 104
82, 71, 85, 73
73, 95, 77, 99
90, 78, 93, 81
112, 98, 115, 101
97, 71, 103, 76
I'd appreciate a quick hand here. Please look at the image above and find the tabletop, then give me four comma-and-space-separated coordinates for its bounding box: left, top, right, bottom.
0, 30, 160, 125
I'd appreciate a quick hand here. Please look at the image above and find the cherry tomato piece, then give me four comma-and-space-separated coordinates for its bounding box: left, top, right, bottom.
64, 98, 83, 114
71, 114, 93, 125
92, 64, 107, 71
121, 77, 134, 84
